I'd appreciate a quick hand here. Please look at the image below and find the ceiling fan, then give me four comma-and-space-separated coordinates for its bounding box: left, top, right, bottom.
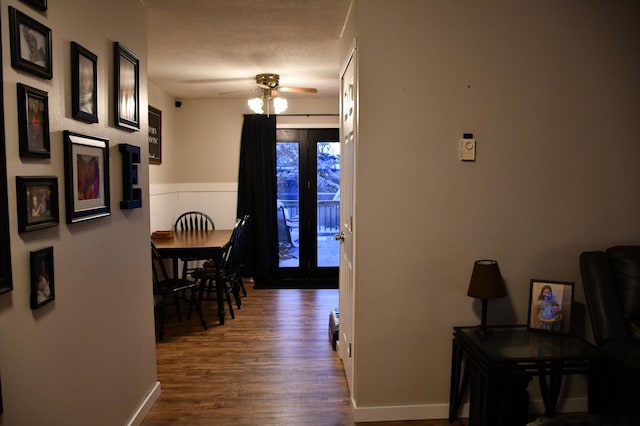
254, 73, 318, 97
247, 73, 317, 115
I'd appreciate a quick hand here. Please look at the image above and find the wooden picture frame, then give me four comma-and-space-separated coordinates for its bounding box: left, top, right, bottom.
71, 42, 98, 123
148, 106, 162, 164
527, 279, 574, 335
63, 131, 111, 223
8, 6, 52, 79
114, 42, 140, 131
17, 83, 50, 158
30, 246, 54, 309
16, 176, 59, 233
0, 8, 13, 296
19, 0, 47, 12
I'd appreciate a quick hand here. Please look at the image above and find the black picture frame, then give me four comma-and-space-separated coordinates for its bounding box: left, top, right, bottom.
17, 83, 50, 158
8, 6, 52, 79
30, 246, 54, 309
19, 0, 47, 12
527, 279, 574, 335
71, 42, 98, 123
148, 106, 162, 164
114, 42, 140, 131
0, 7, 13, 296
16, 176, 59, 233
63, 131, 111, 223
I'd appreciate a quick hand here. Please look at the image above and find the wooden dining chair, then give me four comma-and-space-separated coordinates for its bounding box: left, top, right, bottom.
174, 211, 215, 278
191, 215, 250, 318
191, 217, 243, 318
231, 214, 250, 297
151, 241, 207, 340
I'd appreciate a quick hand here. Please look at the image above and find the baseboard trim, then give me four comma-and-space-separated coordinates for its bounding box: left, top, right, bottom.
127, 381, 161, 426
351, 397, 588, 423
352, 402, 451, 423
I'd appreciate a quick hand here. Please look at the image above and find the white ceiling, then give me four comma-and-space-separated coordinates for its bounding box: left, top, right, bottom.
143, 0, 351, 100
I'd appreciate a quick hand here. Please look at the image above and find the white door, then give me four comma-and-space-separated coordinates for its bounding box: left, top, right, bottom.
338, 47, 356, 392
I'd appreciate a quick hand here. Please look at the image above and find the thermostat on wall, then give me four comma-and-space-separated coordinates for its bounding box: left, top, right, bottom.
460, 133, 475, 161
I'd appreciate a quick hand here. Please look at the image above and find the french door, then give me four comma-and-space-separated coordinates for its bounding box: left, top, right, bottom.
276, 128, 340, 282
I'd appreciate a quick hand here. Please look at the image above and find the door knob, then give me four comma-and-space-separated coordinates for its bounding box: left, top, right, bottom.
335, 232, 345, 241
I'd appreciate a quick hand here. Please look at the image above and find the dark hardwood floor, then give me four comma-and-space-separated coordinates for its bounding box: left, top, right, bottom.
141, 284, 467, 425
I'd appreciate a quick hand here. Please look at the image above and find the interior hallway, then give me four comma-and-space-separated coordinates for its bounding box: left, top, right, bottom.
140, 284, 468, 425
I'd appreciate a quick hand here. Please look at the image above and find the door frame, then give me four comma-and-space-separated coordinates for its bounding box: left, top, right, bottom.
276, 127, 339, 282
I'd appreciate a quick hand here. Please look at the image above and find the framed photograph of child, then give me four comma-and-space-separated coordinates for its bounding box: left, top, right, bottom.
71, 42, 98, 123
8, 6, 52, 79
527, 279, 574, 335
63, 131, 110, 224
16, 176, 59, 233
17, 83, 50, 158
30, 246, 54, 309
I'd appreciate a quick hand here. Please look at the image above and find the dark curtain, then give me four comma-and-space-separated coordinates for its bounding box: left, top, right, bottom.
236, 114, 279, 280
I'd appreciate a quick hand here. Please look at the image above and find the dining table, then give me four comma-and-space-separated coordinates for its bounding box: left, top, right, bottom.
151, 229, 233, 325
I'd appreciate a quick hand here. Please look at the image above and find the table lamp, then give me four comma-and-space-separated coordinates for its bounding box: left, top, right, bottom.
467, 259, 507, 335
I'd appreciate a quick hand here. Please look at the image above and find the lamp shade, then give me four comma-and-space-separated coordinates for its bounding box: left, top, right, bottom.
467, 259, 507, 300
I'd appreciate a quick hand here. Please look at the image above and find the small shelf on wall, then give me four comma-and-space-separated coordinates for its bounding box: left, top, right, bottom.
119, 143, 142, 209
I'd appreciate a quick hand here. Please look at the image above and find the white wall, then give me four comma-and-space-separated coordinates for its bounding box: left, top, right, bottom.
147, 94, 338, 231
345, 0, 640, 420
0, 1, 158, 424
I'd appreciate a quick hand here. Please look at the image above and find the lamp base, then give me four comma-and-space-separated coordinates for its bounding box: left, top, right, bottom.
475, 298, 492, 336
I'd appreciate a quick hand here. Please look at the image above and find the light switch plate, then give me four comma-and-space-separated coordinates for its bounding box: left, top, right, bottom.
460, 138, 476, 161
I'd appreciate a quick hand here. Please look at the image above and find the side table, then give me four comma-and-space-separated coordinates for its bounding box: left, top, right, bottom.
449, 325, 606, 426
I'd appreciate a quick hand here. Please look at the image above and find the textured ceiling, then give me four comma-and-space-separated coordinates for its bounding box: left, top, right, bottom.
143, 0, 351, 99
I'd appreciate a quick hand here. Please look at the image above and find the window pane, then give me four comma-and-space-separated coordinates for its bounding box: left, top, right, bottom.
317, 142, 340, 267
276, 142, 299, 268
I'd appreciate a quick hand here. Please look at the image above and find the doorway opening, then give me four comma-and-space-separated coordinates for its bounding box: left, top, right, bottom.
276, 128, 339, 287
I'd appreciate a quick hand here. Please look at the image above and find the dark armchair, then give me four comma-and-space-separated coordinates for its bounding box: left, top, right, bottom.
579, 246, 640, 426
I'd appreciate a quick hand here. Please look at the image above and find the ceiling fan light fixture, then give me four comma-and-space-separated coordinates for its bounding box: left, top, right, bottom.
273, 97, 288, 114
248, 97, 264, 114
248, 94, 287, 115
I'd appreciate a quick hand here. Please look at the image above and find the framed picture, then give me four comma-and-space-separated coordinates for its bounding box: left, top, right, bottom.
17, 83, 50, 158
527, 279, 574, 335
30, 246, 54, 309
8, 6, 52, 79
16, 176, 59, 233
63, 131, 110, 223
71, 42, 98, 123
148, 106, 162, 164
114, 42, 140, 131
0, 13, 13, 296
19, 0, 47, 12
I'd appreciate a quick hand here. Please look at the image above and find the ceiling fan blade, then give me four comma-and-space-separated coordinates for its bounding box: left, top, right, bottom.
277, 86, 318, 94
220, 87, 263, 96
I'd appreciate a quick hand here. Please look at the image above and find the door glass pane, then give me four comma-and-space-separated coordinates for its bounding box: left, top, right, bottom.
276, 142, 299, 268
317, 142, 340, 267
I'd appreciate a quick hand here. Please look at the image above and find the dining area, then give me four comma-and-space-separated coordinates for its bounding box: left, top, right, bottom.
142, 208, 357, 425
150, 211, 250, 340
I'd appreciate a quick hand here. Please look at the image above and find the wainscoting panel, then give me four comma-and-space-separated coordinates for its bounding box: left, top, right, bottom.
149, 183, 238, 232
